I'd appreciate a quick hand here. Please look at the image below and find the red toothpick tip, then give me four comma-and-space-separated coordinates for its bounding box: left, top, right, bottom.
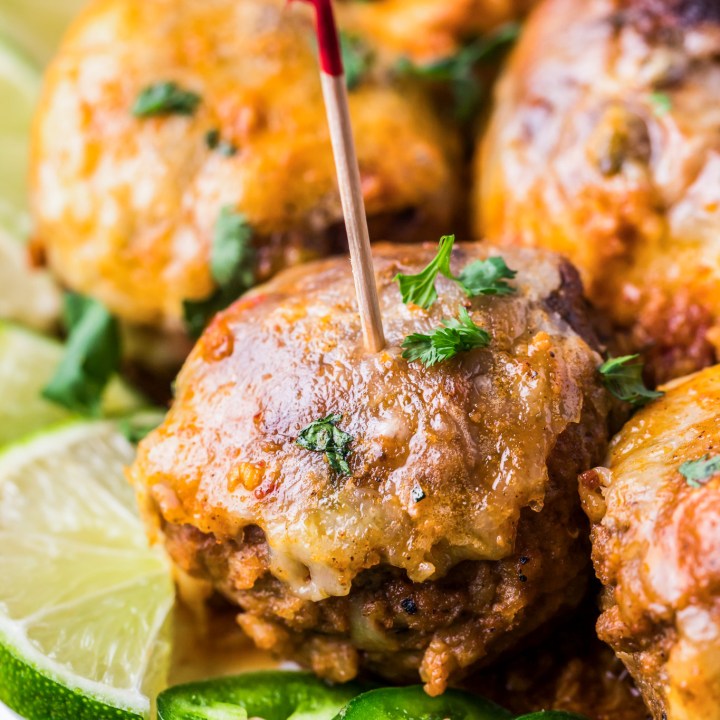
294, 0, 344, 77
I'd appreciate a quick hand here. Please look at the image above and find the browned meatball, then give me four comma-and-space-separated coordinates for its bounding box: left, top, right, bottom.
476, 0, 720, 383
130, 242, 611, 694
31, 0, 459, 332
581, 365, 720, 719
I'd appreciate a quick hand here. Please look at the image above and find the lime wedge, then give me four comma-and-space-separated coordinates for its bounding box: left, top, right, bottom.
0, 0, 88, 66
0, 421, 175, 720
0, 322, 145, 446
0, 29, 40, 235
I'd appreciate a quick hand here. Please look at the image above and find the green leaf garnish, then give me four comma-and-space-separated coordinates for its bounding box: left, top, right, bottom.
395, 236, 516, 307
394, 235, 455, 309
679, 454, 720, 489
340, 32, 374, 90
133, 81, 201, 118
402, 307, 490, 366
395, 23, 519, 120
297, 414, 354, 476
42, 294, 122, 416
598, 355, 664, 406
649, 91, 672, 117
205, 128, 238, 157
455, 256, 517, 297
183, 207, 256, 337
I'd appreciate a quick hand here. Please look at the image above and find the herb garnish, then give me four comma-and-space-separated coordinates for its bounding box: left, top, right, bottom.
133, 82, 201, 118
42, 293, 122, 416
297, 414, 354, 476
395, 24, 519, 120
395, 235, 517, 308
183, 207, 256, 336
205, 129, 238, 157
598, 355, 664, 406
456, 256, 517, 297
649, 91, 672, 117
679, 454, 720, 489
340, 32, 373, 90
395, 235, 454, 309
402, 307, 490, 367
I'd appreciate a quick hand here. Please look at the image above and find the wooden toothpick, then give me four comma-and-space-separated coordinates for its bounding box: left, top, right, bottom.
295, 0, 386, 353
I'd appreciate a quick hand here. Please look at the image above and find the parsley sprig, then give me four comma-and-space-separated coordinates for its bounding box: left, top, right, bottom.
42, 293, 122, 416
297, 414, 354, 476
402, 307, 490, 366
133, 82, 201, 118
679, 454, 720, 489
598, 355, 663, 406
394, 235, 517, 309
183, 207, 256, 336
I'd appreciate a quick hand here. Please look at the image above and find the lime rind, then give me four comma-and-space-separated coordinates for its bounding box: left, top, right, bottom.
0, 422, 175, 719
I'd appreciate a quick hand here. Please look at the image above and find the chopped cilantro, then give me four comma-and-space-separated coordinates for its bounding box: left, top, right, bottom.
183, 207, 256, 336
340, 32, 373, 90
679, 454, 720, 489
297, 414, 354, 476
598, 355, 664, 406
133, 81, 201, 118
42, 293, 121, 416
402, 306, 490, 366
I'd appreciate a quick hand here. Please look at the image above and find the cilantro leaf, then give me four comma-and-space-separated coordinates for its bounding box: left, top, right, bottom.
133, 82, 201, 118
297, 413, 354, 476
679, 455, 720, 489
598, 355, 664, 406
205, 128, 237, 157
183, 207, 256, 337
394, 235, 455, 309
402, 306, 491, 366
42, 293, 122, 417
340, 32, 374, 90
395, 23, 519, 121
456, 256, 517, 296
649, 91, 672, 117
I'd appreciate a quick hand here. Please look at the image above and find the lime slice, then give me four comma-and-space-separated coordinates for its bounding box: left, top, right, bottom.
0, 0, 88, 66
0, 29, 40, 235
0, 225, 60, 331
0, 421, 175, 720
0, 322, 145, 446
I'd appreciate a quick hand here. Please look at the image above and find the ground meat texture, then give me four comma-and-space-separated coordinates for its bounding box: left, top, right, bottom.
31, 0, 459, 330
475, 0, 720, 383
130, 242, 611, 694
580, 365, 720, 719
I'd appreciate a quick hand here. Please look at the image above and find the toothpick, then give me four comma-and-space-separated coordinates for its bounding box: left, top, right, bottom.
295, 0, 385, 353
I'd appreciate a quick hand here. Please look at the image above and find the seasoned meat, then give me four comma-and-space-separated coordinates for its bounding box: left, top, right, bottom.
580, 365, 720, 719
30, 0, 459, 330
130, 242, 611, 694
337, 0, 537, 63
475, 0, 720, 382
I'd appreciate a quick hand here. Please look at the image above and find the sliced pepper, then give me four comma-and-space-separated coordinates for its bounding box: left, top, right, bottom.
157, 671, 368, 720
333, 685, 513, 719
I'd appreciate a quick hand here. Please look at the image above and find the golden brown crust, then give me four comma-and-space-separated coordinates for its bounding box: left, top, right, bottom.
31, 0, 460, 328
130, 242, 612, 692
581, 365, 720, 719
475, 0, 720, 383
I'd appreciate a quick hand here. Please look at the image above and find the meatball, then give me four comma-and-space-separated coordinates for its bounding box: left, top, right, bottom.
475, 0, 720, 383
580, 365, 720, 719
130, 242, 611, 694
337, 0, 536, 63
31, 0, 459, 330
